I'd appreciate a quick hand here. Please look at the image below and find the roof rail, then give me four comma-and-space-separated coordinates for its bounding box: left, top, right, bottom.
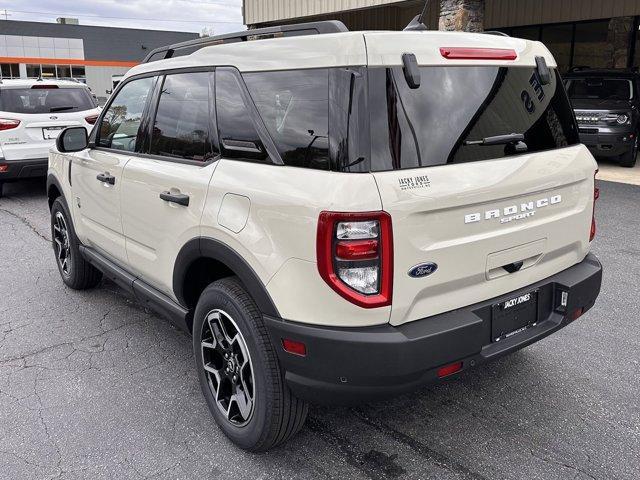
143, 20, 349, 63
483, 31, 510, 37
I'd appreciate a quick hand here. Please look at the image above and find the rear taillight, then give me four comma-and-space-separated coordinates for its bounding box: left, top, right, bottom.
85, 114, 99, 125
317, 211, 393, 308
590, 170, 599, 242
0, 118, 20, 131
440, 47, 518, 60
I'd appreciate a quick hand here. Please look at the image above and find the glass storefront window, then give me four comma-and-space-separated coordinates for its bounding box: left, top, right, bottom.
0, 63, 19, 78
72, 65, 86, 79
541, 24, 573, 73
41, 64, 56, 78
573, 21, 612, 69
26, 64, 41, 78
56, 65, 71, 78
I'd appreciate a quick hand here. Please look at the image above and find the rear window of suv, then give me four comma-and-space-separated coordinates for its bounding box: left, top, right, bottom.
367, 66, 579, 171
0, 87, 96, 114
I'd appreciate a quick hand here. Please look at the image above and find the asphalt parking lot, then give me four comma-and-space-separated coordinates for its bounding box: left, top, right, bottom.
0, 177, 638, 480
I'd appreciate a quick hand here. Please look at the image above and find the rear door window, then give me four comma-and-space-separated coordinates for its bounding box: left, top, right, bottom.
243, 70, 329, 170
98, 77, 154, 152
368, 66, 579, 171
0, 87, 96, 114
149, 72, 217, 162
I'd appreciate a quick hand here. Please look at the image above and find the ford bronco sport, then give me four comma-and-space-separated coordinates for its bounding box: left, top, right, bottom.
46, 20, 603, 451
564, 68, 639, 167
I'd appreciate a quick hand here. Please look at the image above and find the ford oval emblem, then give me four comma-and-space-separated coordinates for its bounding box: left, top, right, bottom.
408, 262, 438, 278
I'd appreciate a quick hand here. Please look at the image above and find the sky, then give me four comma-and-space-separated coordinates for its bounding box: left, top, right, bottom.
0, 0, 245, 34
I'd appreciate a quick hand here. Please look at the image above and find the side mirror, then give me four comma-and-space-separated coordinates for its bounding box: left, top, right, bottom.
56, 127, 89, 153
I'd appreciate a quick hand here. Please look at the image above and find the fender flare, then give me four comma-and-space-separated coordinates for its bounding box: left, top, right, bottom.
46, 173, 65, 209
173, 237, 280, 318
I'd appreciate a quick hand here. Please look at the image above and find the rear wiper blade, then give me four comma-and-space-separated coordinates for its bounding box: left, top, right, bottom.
49, 106, 75, 112
464, 133, 525, 146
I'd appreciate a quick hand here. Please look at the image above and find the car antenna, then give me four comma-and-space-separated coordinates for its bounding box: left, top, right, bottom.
404, 0, 429, 31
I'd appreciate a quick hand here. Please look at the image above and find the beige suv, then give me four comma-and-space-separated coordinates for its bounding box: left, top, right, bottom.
47, 21, 603, 451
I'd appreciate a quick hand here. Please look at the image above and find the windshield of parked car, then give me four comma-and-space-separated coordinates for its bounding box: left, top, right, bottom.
0, 87, 96, 114
565, 78, 633, 101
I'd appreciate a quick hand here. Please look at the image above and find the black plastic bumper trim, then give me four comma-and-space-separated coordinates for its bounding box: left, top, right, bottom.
264, 253, 603, 405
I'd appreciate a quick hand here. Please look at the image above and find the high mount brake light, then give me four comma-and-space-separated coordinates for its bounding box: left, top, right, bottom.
0, 118, 20, 131
31, 84, 59, 89
440, 47, 518, 60
317, 211, 393, 308
590, 170, 599, 242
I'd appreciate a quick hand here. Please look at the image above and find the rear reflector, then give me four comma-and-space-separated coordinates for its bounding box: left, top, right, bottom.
0, 118, 20, 131
336, 239, 379, 261
282, 339, 307, 357
437, 361, 463, 378
440, 47, 518, 60
569, 308, 584, 321
0, 164, 8, 172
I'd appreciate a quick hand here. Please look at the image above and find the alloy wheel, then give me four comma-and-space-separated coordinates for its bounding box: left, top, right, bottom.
53, 211, 71, 276
201, 309, 255, 427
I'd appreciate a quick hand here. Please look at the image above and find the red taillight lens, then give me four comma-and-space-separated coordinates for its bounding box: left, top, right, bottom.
437, 361, 463, 378
317, 211, 393, 308
0, 164, 8, 172
336, 239, 379, 261
590, 170, 599, 242
282, 339, 306, 357
85, 114, 99, 125
440, 47, 518, 60
0, 118, 20, 131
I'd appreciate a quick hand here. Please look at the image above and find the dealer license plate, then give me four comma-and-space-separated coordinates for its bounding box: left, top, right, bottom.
491, 290, 538, 342
43, 127, 65, 140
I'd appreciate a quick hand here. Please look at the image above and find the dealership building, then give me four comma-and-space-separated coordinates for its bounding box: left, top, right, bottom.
243, 0, 640, 73
0, 19, 197, 102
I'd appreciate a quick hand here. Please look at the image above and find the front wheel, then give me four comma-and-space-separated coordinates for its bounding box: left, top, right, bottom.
619, 137, 638, 168
50, 196, 102, 290
193, 277, 308, 451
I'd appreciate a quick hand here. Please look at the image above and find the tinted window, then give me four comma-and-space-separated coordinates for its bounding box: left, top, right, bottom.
216, 70, 267, 161
244, 70, 329, 169
149, 72, 217, 161
98, 77, 154, 152
0, 87, 95, 114
368, 67, 579, 171
565, 78, 633, 100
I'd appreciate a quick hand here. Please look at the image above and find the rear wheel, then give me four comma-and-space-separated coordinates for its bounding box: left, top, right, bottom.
619, 137, 638, 168
50, 196, 102, 290
193, 277, 308, 451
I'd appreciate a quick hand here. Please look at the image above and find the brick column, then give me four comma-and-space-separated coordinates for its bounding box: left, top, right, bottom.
607, 16, 634, 68
439, 0, 484, 33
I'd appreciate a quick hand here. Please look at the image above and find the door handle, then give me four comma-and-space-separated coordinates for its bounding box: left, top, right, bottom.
96, 172, 116, 185
160, 191, 190, 206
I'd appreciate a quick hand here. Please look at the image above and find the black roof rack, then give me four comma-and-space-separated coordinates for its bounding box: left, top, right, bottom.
143, 20, 349, 63
483, 30, 510, 37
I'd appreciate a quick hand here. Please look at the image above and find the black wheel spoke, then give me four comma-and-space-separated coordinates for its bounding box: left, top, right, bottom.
53, 211, 71, 275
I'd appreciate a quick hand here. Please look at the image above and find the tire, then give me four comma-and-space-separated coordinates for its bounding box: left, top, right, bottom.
619, 137, 638, 168
50, 196, 102, 290
193, 277, 308, 452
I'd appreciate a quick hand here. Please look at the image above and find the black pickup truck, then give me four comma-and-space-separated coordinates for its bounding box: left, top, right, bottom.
564, 68, 638, 168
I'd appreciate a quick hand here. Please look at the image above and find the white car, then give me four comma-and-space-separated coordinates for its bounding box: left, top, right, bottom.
47, 21, 603, 451
0, 78, 99, 196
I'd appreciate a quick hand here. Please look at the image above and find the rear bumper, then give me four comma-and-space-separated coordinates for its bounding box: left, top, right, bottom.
0, 157, 48, 181
264, 253, 602, 405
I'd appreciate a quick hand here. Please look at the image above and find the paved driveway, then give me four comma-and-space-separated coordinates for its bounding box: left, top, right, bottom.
0, 178, 638, 480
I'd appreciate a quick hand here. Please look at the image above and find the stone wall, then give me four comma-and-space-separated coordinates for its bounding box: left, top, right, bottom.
439, 0, 484, 32
607, 16, 633, 68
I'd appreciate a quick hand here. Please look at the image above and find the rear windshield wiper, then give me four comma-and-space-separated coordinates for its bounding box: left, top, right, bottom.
464, 133, 525, 146
49, 106, 76, 112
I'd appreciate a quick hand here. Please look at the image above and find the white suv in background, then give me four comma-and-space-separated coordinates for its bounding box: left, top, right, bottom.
0, 78, 99, 196
47, 21, 603, 451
